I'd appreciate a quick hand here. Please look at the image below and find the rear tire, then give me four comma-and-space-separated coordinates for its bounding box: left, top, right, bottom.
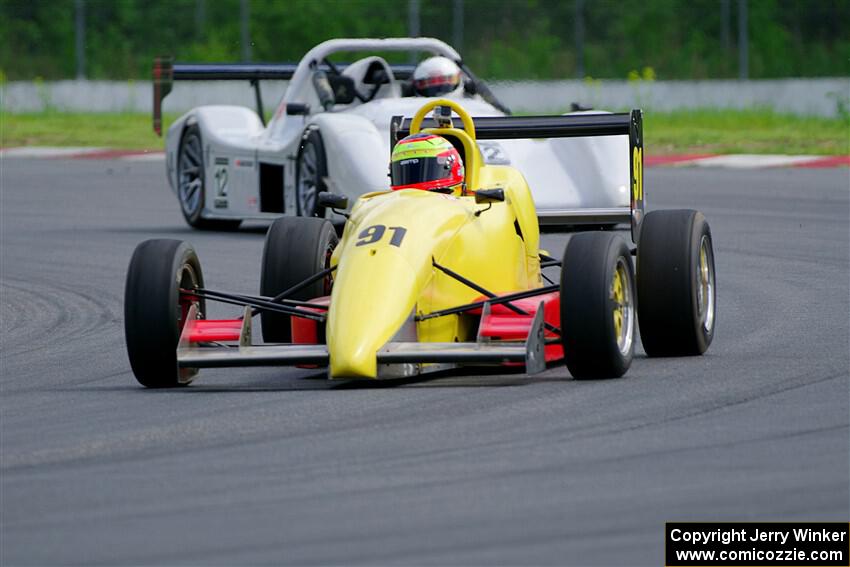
260, 217, 338, 342
124, 239, 205, 388
177, 125, 241, 231
637, 209, 716, 356
560, 232, 636, 379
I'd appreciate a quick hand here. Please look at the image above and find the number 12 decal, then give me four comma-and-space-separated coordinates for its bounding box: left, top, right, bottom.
355, 225, 407, 247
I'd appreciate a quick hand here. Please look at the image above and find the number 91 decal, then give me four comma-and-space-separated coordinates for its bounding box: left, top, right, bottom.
355, 225, 407, 248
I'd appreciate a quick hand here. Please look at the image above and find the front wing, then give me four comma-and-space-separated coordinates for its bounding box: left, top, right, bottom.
175, 301, 548, 382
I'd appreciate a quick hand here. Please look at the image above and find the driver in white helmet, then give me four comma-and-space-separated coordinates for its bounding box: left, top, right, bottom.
412, 56, 463, 97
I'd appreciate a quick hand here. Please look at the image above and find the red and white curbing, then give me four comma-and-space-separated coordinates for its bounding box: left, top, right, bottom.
0, 147, 166, 161
1, 147, 848, 168
646, 153, 850, 169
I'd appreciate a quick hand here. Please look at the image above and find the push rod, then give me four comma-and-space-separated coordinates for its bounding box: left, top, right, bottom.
432, 259, 525, 315
268, 265, 336, 304
430, 260, 561, 335
416, 284, 559, 321
183, 289, 326, 322
248, 265, 338, 317
539, 253, 561, 267
194, 287, 329, 310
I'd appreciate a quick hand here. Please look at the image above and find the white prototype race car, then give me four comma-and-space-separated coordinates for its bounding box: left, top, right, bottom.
154, 37, 632, 230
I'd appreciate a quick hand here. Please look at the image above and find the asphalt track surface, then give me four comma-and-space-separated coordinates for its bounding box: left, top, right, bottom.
1, 159, 848, 565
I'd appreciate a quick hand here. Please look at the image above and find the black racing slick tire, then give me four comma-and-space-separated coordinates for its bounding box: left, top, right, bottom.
637, 209, 716, 356
124, 239, 205, 388
560, 232, 636, 379
295, 128, 328, 218
260, 217, 338, 343
176, 124, 241, 231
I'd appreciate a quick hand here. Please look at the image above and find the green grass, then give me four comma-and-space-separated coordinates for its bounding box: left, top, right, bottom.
2, 109, 848, 155
0, 111, 181, 150
643, 108, 849, 155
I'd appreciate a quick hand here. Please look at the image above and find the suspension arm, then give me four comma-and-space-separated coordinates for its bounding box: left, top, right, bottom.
429, 260, 561, 336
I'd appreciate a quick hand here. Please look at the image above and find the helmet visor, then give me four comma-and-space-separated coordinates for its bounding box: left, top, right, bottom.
390, 156, 454, 189
414, 76, 459, 97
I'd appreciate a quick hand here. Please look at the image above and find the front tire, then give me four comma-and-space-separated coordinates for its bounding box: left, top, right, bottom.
560, 232, 636, 379
260, 217, 338, 342
295, 128, 328, 218
637, 209, 716, 356
124, 239, 205, 388
177, 125, 241, 231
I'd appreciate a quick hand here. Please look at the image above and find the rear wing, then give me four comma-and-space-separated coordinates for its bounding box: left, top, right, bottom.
152, 57, 297, 135
152, 57, 417, 135
390, 111, 645, 242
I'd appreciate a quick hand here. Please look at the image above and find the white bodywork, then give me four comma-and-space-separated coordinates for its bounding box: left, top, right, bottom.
164, 38, 629, 224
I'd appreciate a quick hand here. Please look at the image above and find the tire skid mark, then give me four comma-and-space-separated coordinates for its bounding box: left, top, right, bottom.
0, 277, 120, 363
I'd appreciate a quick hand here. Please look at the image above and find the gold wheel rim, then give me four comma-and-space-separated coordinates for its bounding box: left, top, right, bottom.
610, 258, 634, 356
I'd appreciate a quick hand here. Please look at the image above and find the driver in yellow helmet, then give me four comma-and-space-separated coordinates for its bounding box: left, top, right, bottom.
389, 133, 465, 195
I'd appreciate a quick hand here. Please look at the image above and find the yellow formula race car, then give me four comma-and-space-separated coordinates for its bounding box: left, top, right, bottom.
124, 100, 716, 387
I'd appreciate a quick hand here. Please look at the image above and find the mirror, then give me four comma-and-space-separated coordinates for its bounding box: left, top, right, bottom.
285, 103, 310, 116
475, 188, 505, 204
318, 192, 349, 211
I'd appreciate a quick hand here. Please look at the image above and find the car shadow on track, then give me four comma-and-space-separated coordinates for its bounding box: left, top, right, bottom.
61, 357, 645, 393
74, 365, 574, 393
187, 354, 651, 391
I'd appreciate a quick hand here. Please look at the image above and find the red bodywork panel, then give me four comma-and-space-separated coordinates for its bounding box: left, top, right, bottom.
470, 291, 563, 363
185, 319, 242, 343
290, 296, 331, 369
291, 296, 331, 344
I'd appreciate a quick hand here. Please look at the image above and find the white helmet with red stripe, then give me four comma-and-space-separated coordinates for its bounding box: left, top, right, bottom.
412, 56, 462, 97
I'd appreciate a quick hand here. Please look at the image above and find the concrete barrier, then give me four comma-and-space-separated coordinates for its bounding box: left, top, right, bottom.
1, 78, 847, 117
0, 80, 288, 115
493, 78, 849, 117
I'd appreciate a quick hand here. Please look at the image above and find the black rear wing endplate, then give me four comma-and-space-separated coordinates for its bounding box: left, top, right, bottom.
390, 111, 645, 242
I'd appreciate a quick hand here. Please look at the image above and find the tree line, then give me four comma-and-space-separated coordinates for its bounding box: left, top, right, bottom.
1, 0, 847, 81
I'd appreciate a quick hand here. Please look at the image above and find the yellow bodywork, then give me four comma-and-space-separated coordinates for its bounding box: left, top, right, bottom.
325, 99, 543, 378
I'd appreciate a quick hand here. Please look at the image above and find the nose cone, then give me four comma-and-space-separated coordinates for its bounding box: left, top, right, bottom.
327, 247, 420, 378
326, 190, 472, 379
